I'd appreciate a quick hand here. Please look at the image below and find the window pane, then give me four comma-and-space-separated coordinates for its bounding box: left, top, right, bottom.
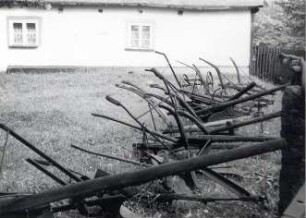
131, 25, 139, 39
131, 40, 139, 47
130, 25, 139, 47
141, 40, 150, 48
13, 23, 23, 44
27, 23, 36, 45
142, 26, 150, 40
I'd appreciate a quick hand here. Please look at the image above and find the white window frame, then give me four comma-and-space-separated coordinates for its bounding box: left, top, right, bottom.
126, 22, 154, 51
7, 17, 40, 48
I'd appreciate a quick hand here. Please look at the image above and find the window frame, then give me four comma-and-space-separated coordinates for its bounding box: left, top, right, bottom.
126, 22, 154, 51
7, 16, 40, 48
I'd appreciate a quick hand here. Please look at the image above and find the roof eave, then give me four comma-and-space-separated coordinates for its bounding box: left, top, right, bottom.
0, 1, 263, 11
49, 3, 264, 11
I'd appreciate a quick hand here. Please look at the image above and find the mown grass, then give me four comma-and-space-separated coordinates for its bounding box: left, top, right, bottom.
0, 68, 282, 218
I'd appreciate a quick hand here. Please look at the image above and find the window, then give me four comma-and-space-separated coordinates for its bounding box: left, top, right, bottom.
8, 18, 40, 48
127, 23, 153, 50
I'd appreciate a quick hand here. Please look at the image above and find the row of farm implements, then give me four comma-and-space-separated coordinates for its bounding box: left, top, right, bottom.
0, 51, 287, 217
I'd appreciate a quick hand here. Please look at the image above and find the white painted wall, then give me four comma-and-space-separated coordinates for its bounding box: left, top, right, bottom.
0, 7, 251, 72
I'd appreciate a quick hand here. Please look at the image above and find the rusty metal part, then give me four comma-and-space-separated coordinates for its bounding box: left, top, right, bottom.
155, 50, 182, 88
105, 95, 179, 157
229, 57, 242, 85
199, 57, 225, 90
26, 159, 67, 186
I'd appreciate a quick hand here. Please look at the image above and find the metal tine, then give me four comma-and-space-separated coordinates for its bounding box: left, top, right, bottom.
149, 83, 167, 92
182, 74, 191, 86
91, 113, 177, 143
154, 69, 198, 112
192, 64, 212, 96
0, 123, 81, 182
115, 83, 143, 95
216, 66, 244, 92
165, 91, 198, 118
121, 80, 144, 92
146, 81, 198, 189
159, 104, 209, 135
155, 50, 182, 88
105, 96, 179, 158
26, 159, 67, 186
176, 60, 206, 90
71, 144, 151, 167
145, 93, 173, 106
135, 95, 172, 122
228, 56, 266, 89
179, 88, 223, 103
148, 103, 157, 131
153, 78, 199, 189
199, 57, 225, 90
115, 84, 159, 131
146, 72, 223, 121
147, 68, 191, 150
229, 57, 242, 85
116, 83, 171, 126
178, 88, 224, 109
145, 68, 179, 93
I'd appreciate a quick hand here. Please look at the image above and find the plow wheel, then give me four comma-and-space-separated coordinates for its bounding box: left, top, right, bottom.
205, 71, 214, 95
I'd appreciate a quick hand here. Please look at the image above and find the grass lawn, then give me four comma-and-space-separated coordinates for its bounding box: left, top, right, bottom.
0, 69, 282, 218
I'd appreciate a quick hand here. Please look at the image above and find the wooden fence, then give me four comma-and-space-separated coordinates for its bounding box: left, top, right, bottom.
250, 44, 305, 84
250, 45, 282, 83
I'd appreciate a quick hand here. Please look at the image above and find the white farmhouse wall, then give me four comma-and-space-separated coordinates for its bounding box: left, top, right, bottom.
0, 7, 251, 72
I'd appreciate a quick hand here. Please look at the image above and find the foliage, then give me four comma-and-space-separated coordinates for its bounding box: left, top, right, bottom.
276, 0, 305, 37
253, 0, 305, 50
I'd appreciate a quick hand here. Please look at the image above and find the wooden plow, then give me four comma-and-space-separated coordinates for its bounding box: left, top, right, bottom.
0, 52, 287, 218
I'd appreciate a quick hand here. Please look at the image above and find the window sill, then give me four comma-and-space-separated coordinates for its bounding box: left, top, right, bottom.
125, 48, 154, 52
9, 45, 39, 49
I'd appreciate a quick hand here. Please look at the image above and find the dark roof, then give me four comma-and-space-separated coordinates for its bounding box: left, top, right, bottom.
0, 0, 263, 11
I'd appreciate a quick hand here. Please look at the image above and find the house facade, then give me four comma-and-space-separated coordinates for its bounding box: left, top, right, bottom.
0, 0, 263, 72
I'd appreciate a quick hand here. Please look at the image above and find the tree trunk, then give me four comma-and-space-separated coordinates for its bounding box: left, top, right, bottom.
279, 85, 305, 215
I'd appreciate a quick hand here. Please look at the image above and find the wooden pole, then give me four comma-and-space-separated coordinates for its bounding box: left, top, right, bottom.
196, 84, 287, 114
0, 139, 286, 215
